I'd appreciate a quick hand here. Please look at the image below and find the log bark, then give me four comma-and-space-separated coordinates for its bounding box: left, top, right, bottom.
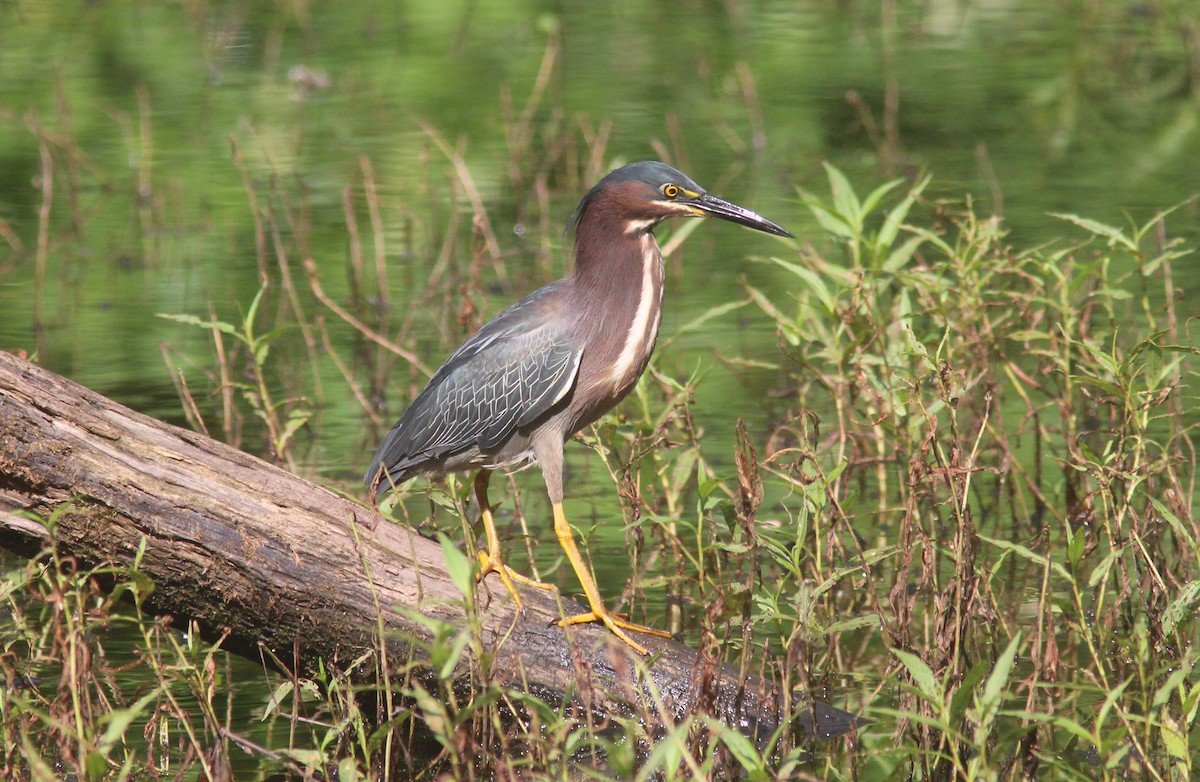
0, 350, 848, 740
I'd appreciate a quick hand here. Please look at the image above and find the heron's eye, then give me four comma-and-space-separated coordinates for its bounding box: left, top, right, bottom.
662, 184, 680, 198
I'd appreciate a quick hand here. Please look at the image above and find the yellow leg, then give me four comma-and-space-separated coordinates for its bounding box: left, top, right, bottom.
473, 472, 552, 610
551, 501, 671, 655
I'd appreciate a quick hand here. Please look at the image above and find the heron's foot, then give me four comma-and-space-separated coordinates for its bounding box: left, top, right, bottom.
476, 551, 553, 611
558, 608, 672, 656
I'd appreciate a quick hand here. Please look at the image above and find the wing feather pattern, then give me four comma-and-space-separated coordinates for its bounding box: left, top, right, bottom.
364, 282, 581, 489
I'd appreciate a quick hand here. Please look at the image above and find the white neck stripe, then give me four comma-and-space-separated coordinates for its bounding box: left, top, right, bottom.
609, 233, 663, 384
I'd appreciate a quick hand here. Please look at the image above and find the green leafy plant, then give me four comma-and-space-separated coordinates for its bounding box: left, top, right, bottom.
158, 285, 313, 467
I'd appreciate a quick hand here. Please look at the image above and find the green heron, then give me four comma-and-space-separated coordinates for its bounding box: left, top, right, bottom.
366, 161, 791, 654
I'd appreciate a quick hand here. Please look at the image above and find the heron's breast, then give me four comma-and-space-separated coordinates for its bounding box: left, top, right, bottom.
570, 232, 665, 430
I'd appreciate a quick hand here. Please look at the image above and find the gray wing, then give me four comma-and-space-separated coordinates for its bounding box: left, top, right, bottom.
364, 282, 581, 489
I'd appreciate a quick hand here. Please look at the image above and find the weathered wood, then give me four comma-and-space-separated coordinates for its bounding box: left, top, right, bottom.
0, 350, 838, 739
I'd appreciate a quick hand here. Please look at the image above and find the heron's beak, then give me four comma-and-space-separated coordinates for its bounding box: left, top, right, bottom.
690, 192, 794, 237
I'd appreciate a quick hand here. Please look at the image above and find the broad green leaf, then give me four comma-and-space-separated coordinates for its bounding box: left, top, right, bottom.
281, 749, 327, 769
882, 234, 926, 273
744, 285, 796, 338
1051, 213, 1137, 251
1072, 375, 1122, 397
860, 177, 903, 219
905, 225, 956, 257
337, 757, 362, 782
1095, 677, 1132, 728
438, 533, 474, 599
806, 201, 856, 240
949, 662, 988, 723
1087, 548, 1122, 589
1161, 714, 1190, 771
437, 629, 472, 681
99, 690, 160, 751
1048, 715, 1098, 745
716, 726, 768, 779
769, 256, 835, 311
823, 162, 862, 230
1161, 581, 1200, 636
893, 647, 941, 701
408, 684, 451, 746
826, 613, 880, 634
260, 678, 294, 719
1142, 245, 1193, 276
668, 448, 699, 496
1152, 660, 1192, 709
979, 633, 1022, 721
1151, 498, 1198, 551
876, 182, 920, 249
978, 534, 1073, 582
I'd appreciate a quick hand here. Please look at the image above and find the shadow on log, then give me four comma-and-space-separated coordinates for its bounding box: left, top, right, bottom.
0, 350, 857, 743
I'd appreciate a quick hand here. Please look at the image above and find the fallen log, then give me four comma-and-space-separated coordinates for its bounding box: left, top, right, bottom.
0, 349, 853, 741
